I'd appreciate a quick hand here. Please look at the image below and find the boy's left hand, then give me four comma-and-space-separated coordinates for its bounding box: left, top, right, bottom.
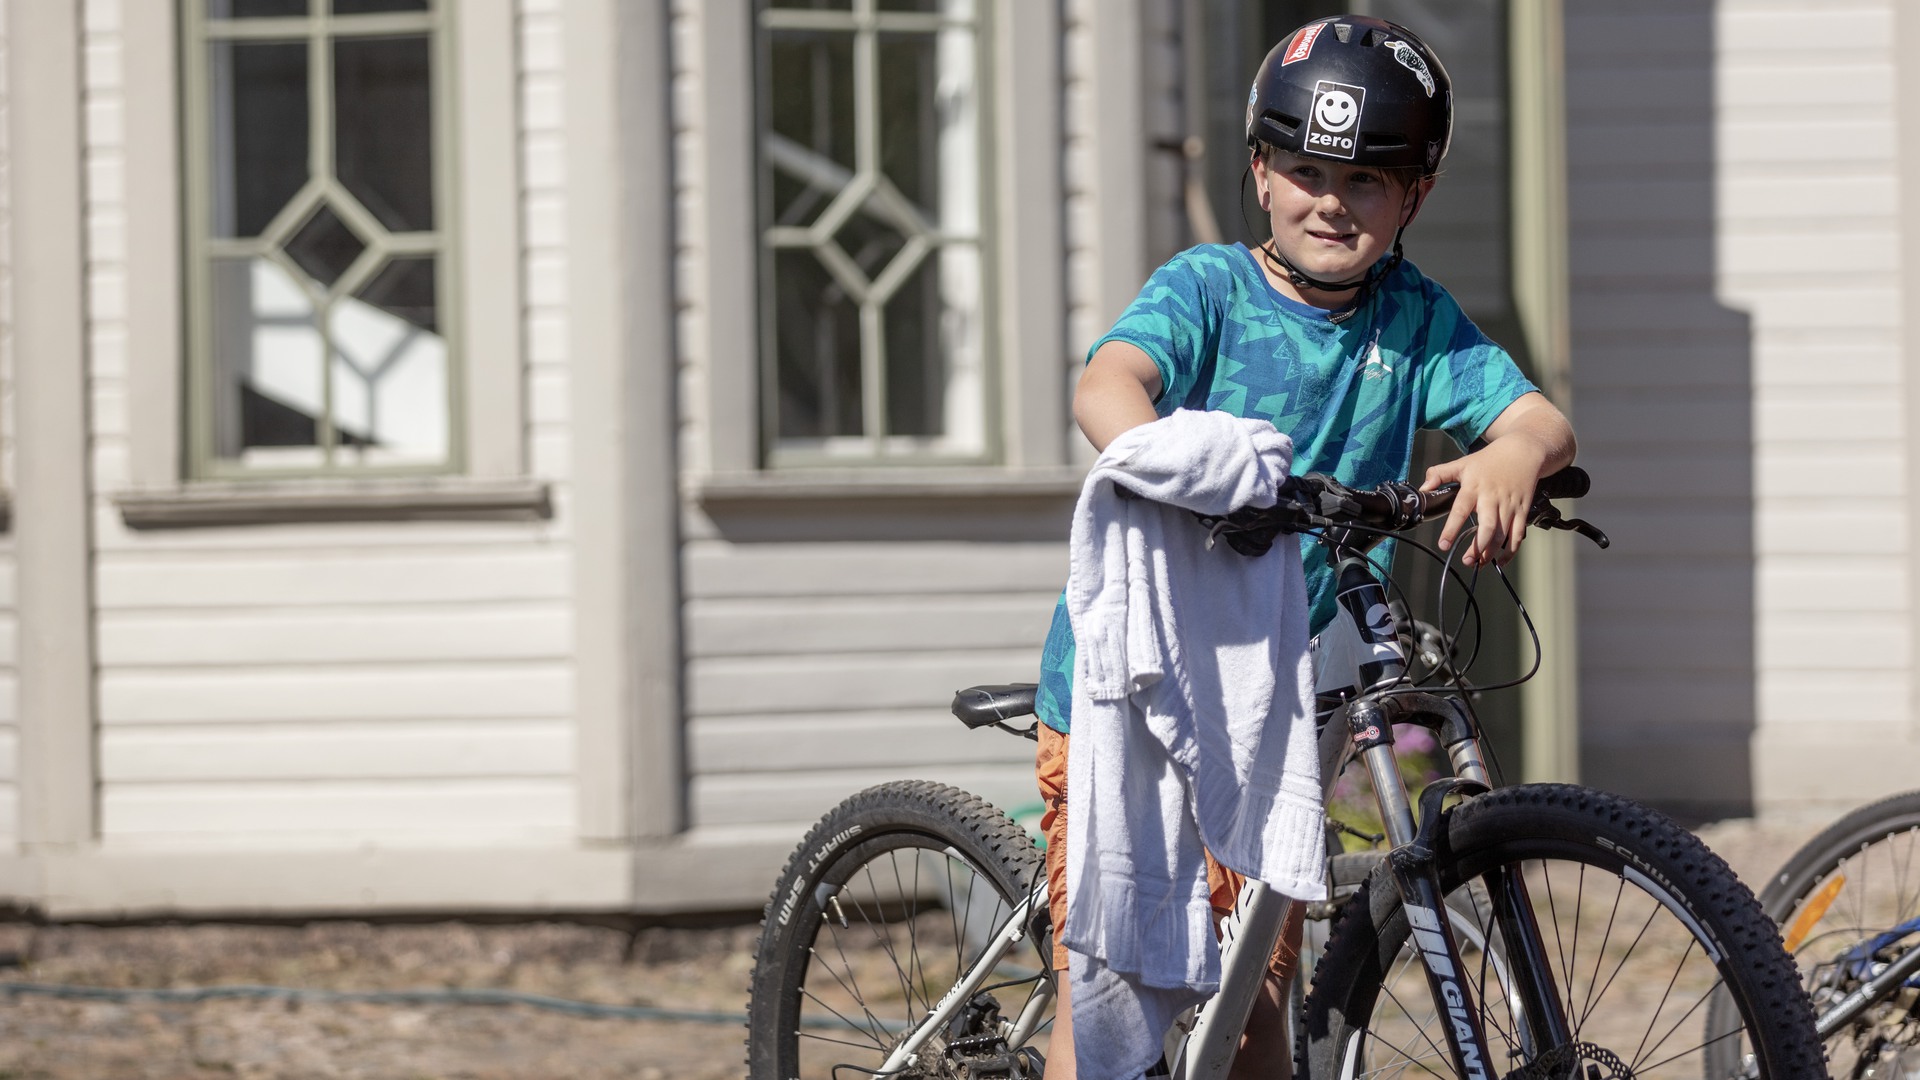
1418, 392, 1576, 568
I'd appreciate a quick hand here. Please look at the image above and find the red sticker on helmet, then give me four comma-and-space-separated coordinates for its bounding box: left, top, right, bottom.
1280, 21, 1328, 66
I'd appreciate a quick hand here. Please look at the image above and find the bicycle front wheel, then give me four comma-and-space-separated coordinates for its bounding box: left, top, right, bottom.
1300, 784, 1823, 1079
745, 780, 1052, 1080
1718, 788, 1920, 1077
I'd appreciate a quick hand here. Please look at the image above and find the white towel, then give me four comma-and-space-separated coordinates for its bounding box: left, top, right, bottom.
1062, 409, 1325, 1080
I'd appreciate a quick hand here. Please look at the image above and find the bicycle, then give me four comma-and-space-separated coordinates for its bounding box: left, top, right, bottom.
745, 467, 1826, 1079
1706, 789, 1920, 1077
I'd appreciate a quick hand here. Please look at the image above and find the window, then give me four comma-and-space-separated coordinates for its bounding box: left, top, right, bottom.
181, 0, 455, 478
756, 0, 992, 466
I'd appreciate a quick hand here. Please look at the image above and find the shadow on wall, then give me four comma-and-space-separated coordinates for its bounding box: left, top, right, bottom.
1565, 0, 1756, 822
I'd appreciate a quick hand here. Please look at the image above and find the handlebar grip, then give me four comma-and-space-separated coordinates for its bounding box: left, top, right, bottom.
1535, 466, 1590, 501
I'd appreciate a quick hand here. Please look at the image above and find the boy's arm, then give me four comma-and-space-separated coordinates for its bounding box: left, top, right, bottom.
1073, 341, 1165, 453
1419, 391, 1576, 568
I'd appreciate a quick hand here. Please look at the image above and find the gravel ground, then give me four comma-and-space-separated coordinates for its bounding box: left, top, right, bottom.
0, 920, 763, 1079
0, 816, 1828, 1079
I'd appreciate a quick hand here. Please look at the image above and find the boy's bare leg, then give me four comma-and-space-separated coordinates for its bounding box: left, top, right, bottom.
1229, 900, 1304, 1080
1048, 975, 1077, 1078
1228, 972, 1293, 1080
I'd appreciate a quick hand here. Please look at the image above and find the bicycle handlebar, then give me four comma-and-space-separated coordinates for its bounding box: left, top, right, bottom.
1200, 464, 1608, 553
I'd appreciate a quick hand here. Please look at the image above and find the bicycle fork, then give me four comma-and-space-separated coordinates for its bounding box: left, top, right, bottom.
1348, 698, 1574, 1079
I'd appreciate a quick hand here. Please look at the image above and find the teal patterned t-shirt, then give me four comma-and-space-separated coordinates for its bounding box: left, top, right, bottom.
1035, 243, 1536, 733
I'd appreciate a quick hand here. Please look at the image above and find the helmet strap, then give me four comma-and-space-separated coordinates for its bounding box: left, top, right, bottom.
1241, 163, 1428, 324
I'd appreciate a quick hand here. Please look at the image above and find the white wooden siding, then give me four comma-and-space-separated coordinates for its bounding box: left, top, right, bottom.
0, 0, 17, 845
522, 0, 571, 486
1566, 0, 1911, 815
680, 537, 1061, 829
78, 0, 581, 850
1723, 0, 1910, 813
668, 0, 709, 476
1063, 0, 1101, 403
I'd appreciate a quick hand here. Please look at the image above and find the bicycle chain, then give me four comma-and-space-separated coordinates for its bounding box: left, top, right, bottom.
1503, 1041, 1632, 1080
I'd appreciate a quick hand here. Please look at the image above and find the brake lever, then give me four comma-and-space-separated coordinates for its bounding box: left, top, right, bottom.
1529, 502, 1610, 550
1563, 517, 1610, 549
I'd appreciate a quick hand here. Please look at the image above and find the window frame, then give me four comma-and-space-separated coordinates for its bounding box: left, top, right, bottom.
118, 0, 531, 525
693, 0, 1066, 487
179, 1, 463, 481
753, 0, 1000, 469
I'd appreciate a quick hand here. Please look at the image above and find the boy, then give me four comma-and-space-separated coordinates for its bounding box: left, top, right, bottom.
1035, 15, 1576, 1079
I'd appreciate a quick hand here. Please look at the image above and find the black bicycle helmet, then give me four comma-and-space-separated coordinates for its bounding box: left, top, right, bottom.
1245, 15, 1452, 176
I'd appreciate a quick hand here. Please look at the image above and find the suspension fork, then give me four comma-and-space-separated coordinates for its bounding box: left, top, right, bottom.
1349, 701, 1492, 1080
1350, 698, 1577, 1077
1484, 861, 1573, 1057
1430, 694, 1571, 1059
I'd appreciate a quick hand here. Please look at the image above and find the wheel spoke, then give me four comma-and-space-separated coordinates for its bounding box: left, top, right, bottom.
851, 859, 926, 1021
816, 908, 894, 1044
1565, 861, 1584, 1018
800, 984, 889, 1050
1576, 892, 1661, 1035
1368, 933, 1486, 1078
1627, 927, 1703, 1069
747, 784, 1048, 1079
1367, 974, 1458, 1077
1576, 874, 1627, 1029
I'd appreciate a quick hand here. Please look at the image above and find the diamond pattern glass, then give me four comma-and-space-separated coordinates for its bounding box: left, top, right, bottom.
283, 204, 367, 288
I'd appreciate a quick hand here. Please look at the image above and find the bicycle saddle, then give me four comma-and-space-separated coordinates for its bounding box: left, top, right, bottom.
951, 683, 1038, 728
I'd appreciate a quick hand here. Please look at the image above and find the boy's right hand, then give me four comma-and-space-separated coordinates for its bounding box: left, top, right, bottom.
1420, 392, 1576, 568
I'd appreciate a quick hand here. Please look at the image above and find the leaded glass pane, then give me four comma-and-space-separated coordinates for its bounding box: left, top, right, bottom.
883, 255, 938, 437
768, 32, 856, 230
832, 203, 910, 283
208, 41, 309, 239
333, 0, 429, 13
329, 261, 449, 465
876, 26, 978, 235
209, 0, 307, 18
356, 256, 438, 333
211, 258, 327, 463
775, 249, 863, 439
885, 245, 982, 443
284, 203, 368, 288
335, 35, 435, 232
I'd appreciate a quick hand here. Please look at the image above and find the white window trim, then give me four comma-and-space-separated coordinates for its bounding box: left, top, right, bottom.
120, 0, 533, 525
694, 0, 1067, 486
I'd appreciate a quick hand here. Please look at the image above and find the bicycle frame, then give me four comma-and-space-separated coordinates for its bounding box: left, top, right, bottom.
866, 886, 1052, 1077
871, 549, 1575, 1080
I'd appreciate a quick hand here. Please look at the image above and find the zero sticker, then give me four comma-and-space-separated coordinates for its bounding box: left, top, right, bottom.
1280, 20, 1330, 66
1305, 79, 1366, 160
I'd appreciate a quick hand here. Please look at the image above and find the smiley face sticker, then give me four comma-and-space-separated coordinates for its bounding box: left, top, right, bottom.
1314, 89, 1359, 132
1304, 79, 1366, 159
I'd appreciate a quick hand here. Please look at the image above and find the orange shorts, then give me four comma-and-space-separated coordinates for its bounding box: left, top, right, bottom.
1035, 723, 1301, 976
